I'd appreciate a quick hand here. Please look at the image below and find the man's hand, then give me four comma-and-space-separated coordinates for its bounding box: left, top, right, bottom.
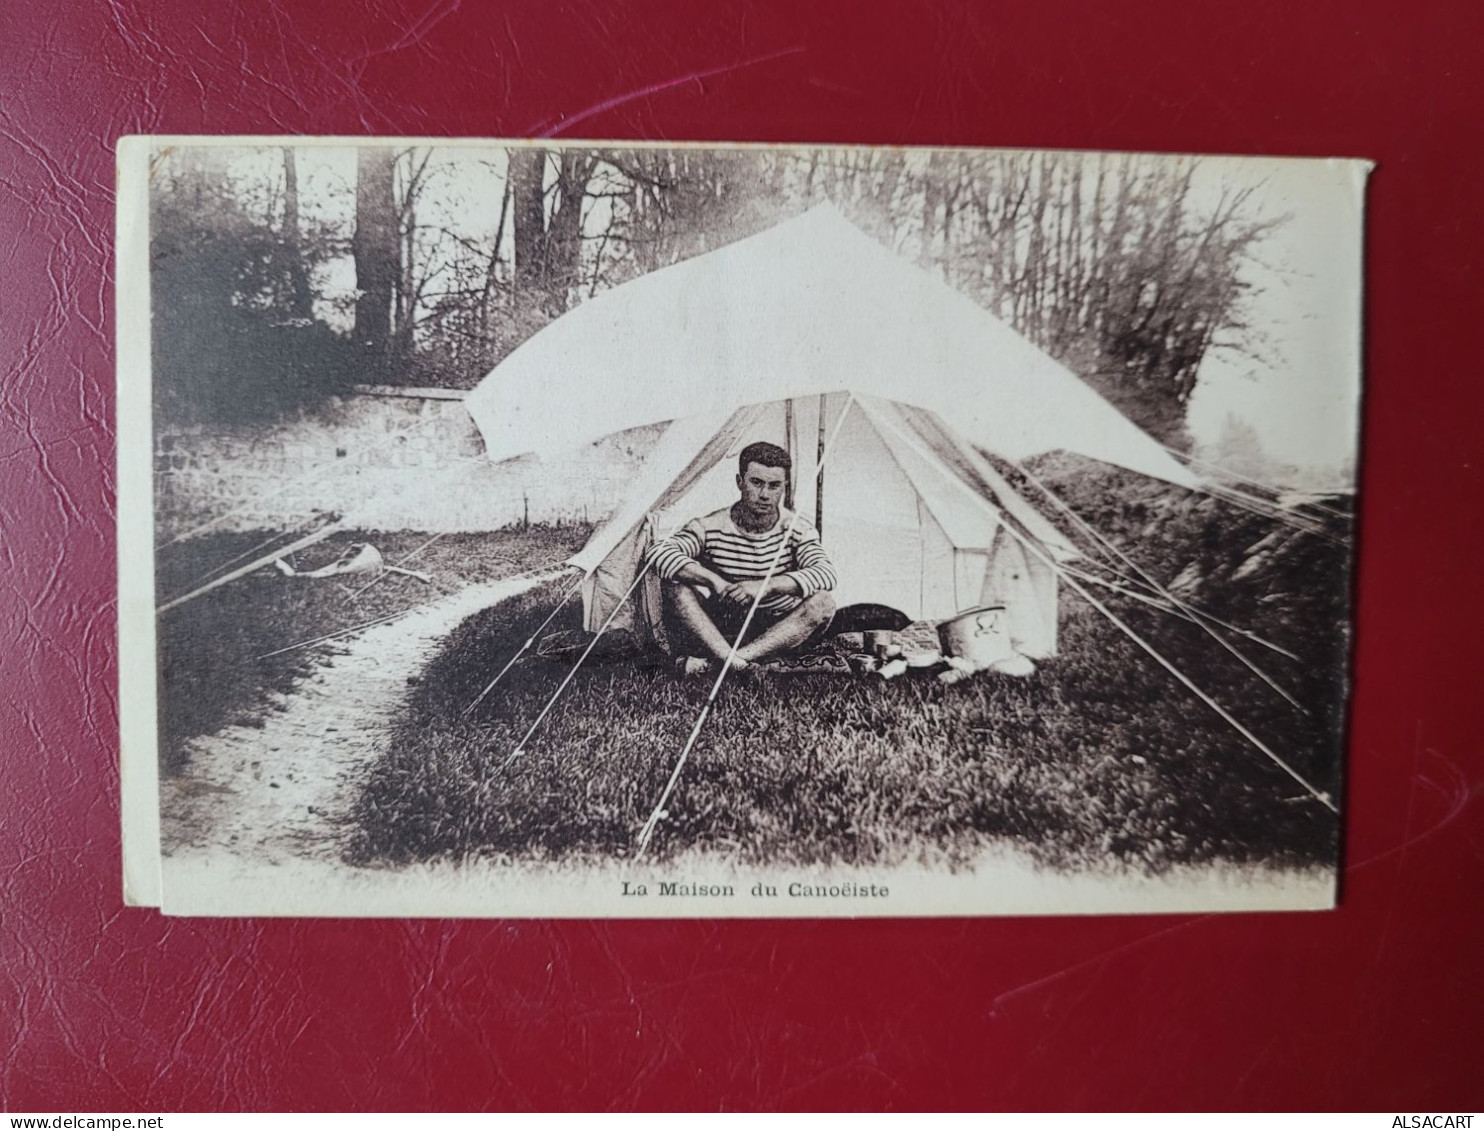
674, 563, 731, 598
719, 579, 765, 607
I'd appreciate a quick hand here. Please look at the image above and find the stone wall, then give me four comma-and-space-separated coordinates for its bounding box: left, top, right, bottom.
155, 387, 662, 538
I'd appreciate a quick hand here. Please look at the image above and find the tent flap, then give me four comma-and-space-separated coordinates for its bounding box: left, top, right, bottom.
575, 392, 1063, 647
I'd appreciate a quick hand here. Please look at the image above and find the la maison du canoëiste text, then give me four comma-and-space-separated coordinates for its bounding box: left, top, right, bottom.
620, 879, 890, 900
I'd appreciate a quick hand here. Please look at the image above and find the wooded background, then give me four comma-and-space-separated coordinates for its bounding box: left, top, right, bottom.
152, 145, 1279, 454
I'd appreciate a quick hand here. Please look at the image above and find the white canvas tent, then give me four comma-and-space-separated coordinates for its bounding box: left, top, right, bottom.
457, 202, 1337, 820
571, 391, 1077, 656
465, 204, 1198, 657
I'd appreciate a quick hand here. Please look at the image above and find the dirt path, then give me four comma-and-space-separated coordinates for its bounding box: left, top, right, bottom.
160, 569, 562, 865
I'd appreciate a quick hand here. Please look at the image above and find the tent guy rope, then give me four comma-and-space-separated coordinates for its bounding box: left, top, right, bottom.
490, 562, 657, 772
465, 403, 776, 727
154, 425, 545, 612
164, 513, 336, 599
461, 566, 587, 717
1060, 565, 1301, 662
865, 407, 1337, 814
349, 531, 448, 600
156, 521, 345, 615
1022, 537, 1338, 813
254, 606, 424, 661
1184, 476, 1346, 546
252, 563, 567, 662
1011, 459, 1308, 714
1161, 444, 1353, 523
464, 407, 788, 819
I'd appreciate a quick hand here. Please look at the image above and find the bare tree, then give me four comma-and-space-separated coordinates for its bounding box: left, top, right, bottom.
281, 148, 313, 321
509, 147, 549, 302
543, 149, 598, 303
353, 148, 398, 370
392, 148, 435, 358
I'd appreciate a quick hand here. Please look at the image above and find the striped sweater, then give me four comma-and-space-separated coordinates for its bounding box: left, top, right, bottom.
648, 506, 837, 613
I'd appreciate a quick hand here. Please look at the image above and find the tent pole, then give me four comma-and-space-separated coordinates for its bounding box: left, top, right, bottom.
784, 397, 796, 511
815, 393, 827, 533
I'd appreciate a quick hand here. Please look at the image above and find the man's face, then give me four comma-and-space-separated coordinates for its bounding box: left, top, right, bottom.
737, 461, 787, 517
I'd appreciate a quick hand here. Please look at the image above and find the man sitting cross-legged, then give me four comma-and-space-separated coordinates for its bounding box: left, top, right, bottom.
648, 441, 837, 675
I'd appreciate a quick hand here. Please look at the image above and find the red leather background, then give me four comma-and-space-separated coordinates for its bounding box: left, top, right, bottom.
2, 0, 1480, 1112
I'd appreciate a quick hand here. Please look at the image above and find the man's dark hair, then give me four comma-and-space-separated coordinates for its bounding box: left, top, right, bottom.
738, 441, 791, 477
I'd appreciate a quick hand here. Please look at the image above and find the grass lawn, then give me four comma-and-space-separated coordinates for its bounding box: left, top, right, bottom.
346, 560, 1346, 873
154, 524, 590, 774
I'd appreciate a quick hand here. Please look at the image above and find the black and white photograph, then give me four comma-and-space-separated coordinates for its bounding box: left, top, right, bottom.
117, 139, 1366, 916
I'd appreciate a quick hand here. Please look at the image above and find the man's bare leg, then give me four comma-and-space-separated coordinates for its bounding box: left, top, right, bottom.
663, 582, 749, 669
736, 592, 836, 665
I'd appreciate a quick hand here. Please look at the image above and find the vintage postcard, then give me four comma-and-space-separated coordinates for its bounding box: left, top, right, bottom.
117, 138, 1367, 916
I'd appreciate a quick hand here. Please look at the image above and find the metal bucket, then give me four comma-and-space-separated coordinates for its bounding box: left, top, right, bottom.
937, 605, 1013, 668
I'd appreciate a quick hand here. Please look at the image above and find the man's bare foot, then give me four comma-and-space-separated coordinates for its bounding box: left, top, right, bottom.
677, 654, 759, 679
729, 656, 778, 682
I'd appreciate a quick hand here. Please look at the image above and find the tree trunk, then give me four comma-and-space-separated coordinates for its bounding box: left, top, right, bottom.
282, 148, 314, 320
353, 148, 398, 372
544, 151, 595, 308
480, 174, 513, 330
510, 147, 549, 298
